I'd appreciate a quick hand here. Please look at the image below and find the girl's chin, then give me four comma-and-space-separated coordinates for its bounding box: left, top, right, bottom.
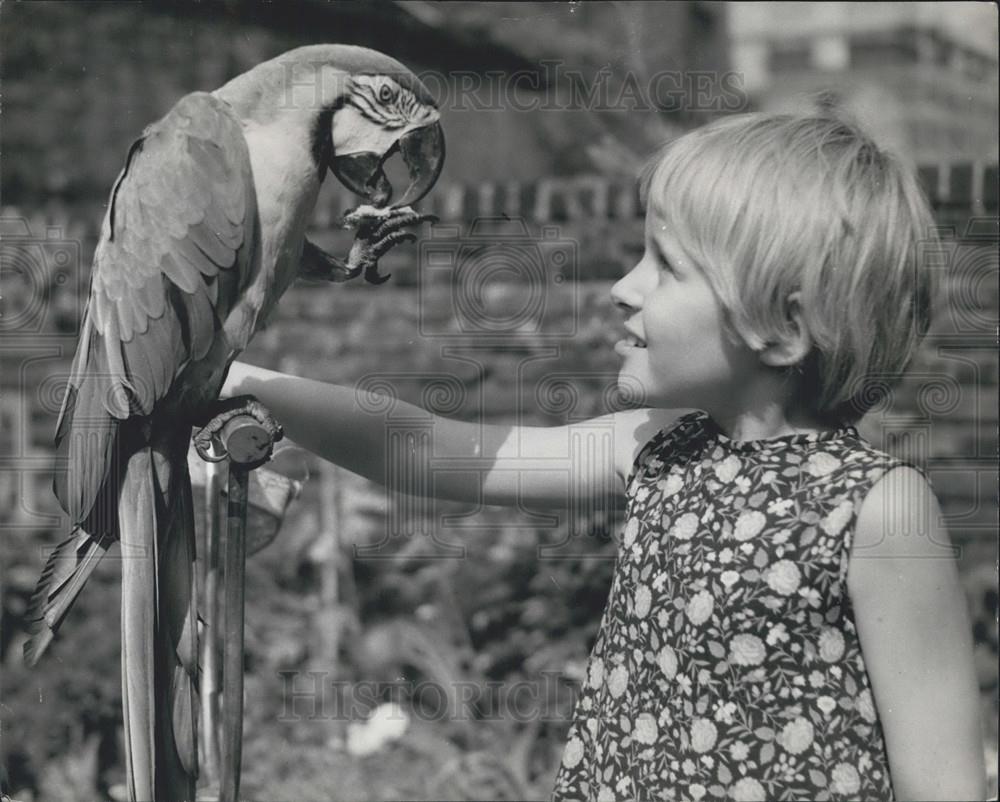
615, 369, 654, 406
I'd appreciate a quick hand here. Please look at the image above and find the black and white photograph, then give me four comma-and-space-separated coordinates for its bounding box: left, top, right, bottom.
0, 2, 997, 800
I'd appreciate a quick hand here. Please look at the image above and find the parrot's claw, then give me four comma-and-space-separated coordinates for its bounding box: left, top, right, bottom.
341, 205, 438, 285
193, 395, 284, 466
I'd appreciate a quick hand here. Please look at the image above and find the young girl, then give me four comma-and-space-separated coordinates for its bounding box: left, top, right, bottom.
221, 113, 986, 801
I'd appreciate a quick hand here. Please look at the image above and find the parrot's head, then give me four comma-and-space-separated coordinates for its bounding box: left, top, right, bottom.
219, 45, 444, 208
327, 71, 444, 208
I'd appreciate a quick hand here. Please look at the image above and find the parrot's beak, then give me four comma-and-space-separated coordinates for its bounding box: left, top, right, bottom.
331, 121, 445, 208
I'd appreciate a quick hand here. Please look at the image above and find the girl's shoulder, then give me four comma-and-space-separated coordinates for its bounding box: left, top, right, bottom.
815, 426, 934, 495
851, 462, 948, 557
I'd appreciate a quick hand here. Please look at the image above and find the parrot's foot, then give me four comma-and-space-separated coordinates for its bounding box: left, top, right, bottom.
193, 395, 284, 468
341, 205, 437, 284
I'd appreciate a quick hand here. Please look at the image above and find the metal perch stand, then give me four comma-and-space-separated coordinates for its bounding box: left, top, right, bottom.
197, 413, 282, 802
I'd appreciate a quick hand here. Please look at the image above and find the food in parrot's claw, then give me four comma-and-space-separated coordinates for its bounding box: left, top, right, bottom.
343, 205, 439, 284
343, 203, 396, 224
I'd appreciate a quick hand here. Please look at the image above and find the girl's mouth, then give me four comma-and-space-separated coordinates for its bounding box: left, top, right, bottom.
614, 334, 647, 356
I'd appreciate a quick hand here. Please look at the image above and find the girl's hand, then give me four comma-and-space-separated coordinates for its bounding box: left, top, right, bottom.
849, 467, 987, 801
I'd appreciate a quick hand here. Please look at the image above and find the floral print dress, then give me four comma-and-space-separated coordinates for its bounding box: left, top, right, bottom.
552, 411, 916, 802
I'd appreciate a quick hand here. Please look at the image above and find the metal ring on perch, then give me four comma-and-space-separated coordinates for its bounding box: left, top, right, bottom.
195, 412, 283, 469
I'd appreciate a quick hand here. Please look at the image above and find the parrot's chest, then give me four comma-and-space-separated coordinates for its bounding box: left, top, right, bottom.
232, 123, 322, 339
256, 180, 319, 311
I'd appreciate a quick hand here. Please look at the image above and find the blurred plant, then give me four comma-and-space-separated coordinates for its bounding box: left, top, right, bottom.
2, 553, 122, 798
344, 702, 409, 757
36, 733, 100, 802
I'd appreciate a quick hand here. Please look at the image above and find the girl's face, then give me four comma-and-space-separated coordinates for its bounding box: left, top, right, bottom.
610, 213, 760, 415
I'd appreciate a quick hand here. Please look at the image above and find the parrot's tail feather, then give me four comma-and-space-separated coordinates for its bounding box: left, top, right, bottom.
119, 435, 200, 802
22, 524, 113, 667
151, 436, 199, 799
120, 445, 158, 802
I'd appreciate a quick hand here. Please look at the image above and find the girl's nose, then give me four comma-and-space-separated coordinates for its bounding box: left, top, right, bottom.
610, 274, 640, 314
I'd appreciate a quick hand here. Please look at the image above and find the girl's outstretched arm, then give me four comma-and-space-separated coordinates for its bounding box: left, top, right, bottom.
222, 360, 681, 509
849, 466, 987, 801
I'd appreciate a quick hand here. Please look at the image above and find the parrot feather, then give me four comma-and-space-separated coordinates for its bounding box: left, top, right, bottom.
187, 221, 233, 269
132, 277, 167, 323
22, 525, 114, 667
159, 251, 202, 295
173, 232, 222, 279
171, 283, 217, 363
119, 444, 158, 802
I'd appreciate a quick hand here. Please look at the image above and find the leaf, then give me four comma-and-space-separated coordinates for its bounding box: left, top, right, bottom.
760, 742, 775, 763
809, 769, 827, 786
708, 640, 726, 658
801, 526, 817, 545
844, 674, 857, 696
754, 726, 775, 741
748, 491, 768, 508
742, 569, 760, 582
696, 696, 708, 714
826, 606, 841, 623
718, 764, 733, 784
709, 785, 727, 797
754, 549, 769, 568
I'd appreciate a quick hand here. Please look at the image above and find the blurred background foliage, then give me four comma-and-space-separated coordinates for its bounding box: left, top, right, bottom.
1, 2, 996, 800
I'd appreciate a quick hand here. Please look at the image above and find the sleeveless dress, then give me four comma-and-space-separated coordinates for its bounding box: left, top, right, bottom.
551, 411, 918, 802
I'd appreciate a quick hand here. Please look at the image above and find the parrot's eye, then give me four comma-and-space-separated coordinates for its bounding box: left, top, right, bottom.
378, 84, 395, 104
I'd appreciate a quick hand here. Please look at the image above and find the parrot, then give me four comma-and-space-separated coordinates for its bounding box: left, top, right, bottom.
21, 44, 444, 802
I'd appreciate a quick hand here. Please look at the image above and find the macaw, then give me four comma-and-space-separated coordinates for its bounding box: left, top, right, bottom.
22, 44, 444, 802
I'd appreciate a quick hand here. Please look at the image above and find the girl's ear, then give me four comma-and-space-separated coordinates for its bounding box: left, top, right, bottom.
759, 291, 813, 369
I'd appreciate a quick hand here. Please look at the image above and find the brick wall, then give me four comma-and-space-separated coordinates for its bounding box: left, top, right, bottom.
1, 168, 996, 688
315, 159, 1000, 225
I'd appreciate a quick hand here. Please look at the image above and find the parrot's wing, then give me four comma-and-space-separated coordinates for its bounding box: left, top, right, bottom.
53, 91, 256, 526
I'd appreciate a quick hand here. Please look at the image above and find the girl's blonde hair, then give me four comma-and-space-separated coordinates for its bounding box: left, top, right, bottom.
639, 112, 939, 424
